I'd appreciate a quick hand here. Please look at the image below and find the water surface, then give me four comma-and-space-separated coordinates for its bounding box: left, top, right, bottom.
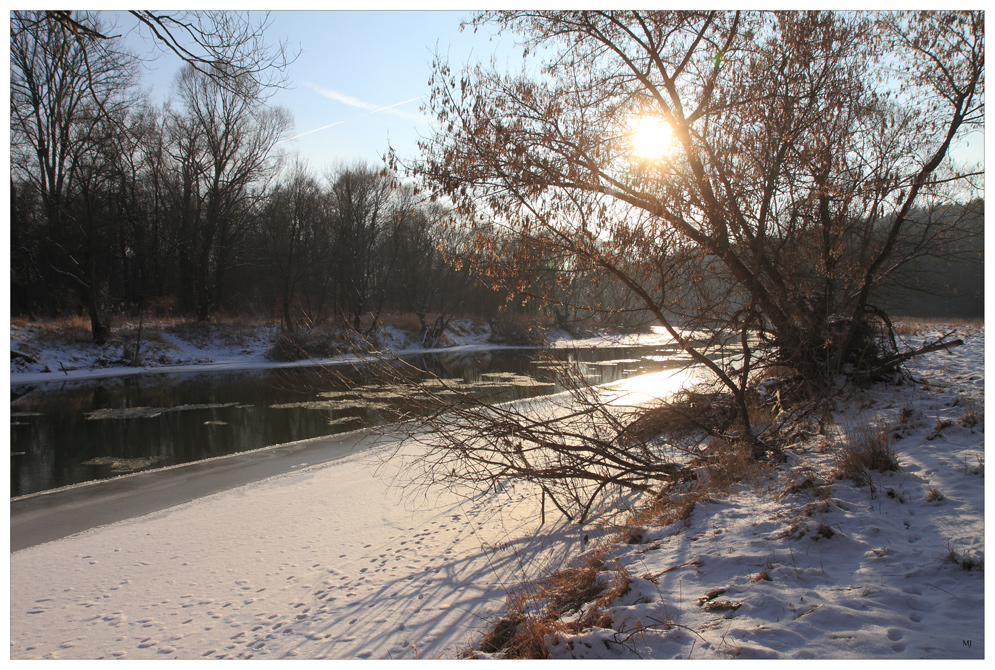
11, 346, 688, 497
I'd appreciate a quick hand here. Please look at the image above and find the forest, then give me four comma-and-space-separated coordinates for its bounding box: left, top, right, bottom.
9, 11, 524, 351
10, 10, 983, 358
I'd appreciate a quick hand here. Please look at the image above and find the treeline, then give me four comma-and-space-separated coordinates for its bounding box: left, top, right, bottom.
876, 200, 985, 320
10, 11, 505, 347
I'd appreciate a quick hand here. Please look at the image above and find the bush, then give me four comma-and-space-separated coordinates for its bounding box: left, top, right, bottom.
267, 326, 348, 361
488, 311, 540, 345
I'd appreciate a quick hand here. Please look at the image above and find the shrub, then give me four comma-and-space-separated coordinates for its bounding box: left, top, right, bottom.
267, 326, 346, 361
488, 311, 540, 345
945, 540, 984, 572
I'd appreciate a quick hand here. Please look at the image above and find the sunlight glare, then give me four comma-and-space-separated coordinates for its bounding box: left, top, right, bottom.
603, 368, 694, 407
630, 116, 674, 160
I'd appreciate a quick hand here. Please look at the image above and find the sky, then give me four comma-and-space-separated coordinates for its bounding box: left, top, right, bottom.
62, 8, 990, 179
112, 9, 527, 174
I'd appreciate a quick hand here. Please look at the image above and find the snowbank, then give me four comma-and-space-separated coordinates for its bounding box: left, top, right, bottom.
10, 319, 674, 385
9, 440, 593, 659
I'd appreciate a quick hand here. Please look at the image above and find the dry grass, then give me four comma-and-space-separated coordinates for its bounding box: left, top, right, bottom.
26, 315, 93, 346
621, 390, 739, 448
892, 316, 984, 336
833, 419, 899, 485
266, 325, 358, 361
958, 403, 982, 430
703, 437, 767, 490
377, 312, 425, 337
753, 363, 800, 382
751, 568, 773, 582
470, 547, 633, 659
166, 317, 270, 348
945, 541, 984, 572
627, 432, 772, 544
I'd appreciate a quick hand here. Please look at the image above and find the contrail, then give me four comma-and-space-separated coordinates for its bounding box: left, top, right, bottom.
306, 82, 423, 121
278, 87, 423, 143
281, 120, 346, 142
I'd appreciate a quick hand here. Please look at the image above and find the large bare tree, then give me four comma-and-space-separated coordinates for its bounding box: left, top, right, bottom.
164, 65, 291, 320
10, 11, 139, 343
411, 10, 983, 443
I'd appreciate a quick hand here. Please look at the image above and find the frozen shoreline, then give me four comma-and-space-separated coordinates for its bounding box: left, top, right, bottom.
9, 342, 528, 386
10, 321, 676, 385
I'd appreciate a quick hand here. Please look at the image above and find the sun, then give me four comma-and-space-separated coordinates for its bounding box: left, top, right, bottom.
629, 115, 674, 160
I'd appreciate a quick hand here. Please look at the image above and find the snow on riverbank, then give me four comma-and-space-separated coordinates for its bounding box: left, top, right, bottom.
483, 325, 987, 659
10, 318, 673, 385
9, 440, 590, 660
9, 324, 985, 659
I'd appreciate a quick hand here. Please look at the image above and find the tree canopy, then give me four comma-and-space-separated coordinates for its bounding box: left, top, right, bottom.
413, 10, 984, 437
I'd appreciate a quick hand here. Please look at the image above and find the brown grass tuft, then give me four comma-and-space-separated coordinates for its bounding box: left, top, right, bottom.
959, 405, 981, 429
833, 419, 899, 485
469, 547, 633, 658
945, 540, 984, 572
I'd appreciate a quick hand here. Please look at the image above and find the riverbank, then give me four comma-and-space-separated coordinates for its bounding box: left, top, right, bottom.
10, 316, 675, 385
9, 376, 654, 659
9, 323, 985, 659
470, 323, 986, 659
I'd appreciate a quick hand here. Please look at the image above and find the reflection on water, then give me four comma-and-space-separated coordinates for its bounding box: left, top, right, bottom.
10, 346, 693, 497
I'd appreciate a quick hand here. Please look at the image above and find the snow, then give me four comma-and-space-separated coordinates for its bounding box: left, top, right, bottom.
534, 326, 987, 660
9, 441, 588, 660
8, 324, 986, 659
10, 319, 673, 385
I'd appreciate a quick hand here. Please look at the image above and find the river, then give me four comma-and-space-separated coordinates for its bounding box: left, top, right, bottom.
10, 345, 696, 497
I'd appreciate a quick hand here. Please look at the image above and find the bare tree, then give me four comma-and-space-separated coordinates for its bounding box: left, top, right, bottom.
15, 10, 295, 95
10, 10, 139, 343
368, 10, 985, 520
164, 65, 291, 320
260, 159, 333, 330
325, 165, 402, 331
410, 10, 983, 445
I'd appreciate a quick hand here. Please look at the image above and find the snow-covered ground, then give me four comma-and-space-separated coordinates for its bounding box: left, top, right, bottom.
507, 325, 987, 659
10, 319, 489, 384
9, 439, 589, 659
8, 324, 985, 659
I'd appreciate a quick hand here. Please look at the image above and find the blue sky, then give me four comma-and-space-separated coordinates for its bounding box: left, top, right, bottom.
115, 9, 525, 173
111, 9, 983, 177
